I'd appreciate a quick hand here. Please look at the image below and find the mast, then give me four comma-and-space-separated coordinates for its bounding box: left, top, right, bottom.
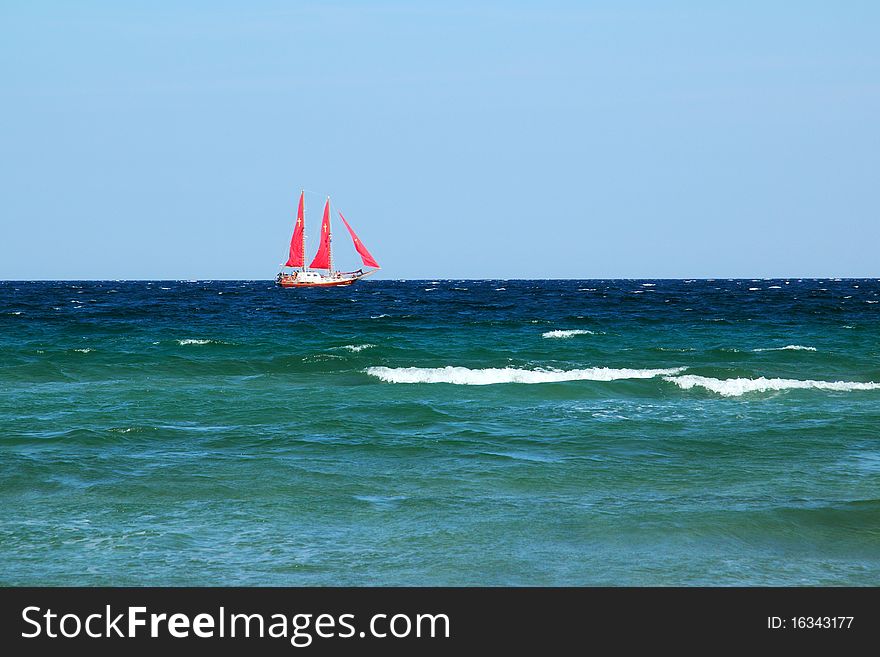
301, 190, 307, 271
308, 198, 333, 270
327, 196, 333, 273
284, 191, 306, 270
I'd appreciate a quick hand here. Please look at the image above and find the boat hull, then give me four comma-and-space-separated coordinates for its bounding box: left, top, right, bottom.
276, 270, 373, 288
278, 277, 357, 288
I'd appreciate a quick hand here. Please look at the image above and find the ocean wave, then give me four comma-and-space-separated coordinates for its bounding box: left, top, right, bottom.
542, 329, 596, 339
365, 365, 685, 385
753, 345, 817, 352
176, 339, 228, 346
664, 375, 880, 397
302, 354, 345, 363
334, 344, 375, 353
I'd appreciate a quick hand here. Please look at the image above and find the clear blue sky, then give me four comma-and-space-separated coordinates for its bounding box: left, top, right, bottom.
1, 1, 877, 279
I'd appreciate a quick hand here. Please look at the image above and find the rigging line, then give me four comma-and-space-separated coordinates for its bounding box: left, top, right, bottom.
300, 189, 348, 218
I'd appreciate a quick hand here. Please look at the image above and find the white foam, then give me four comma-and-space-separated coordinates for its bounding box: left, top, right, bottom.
366, 365, 685, 385
753, 345, 817, 352
748, 287, 761, 291
542, 329, 596, 339
73, 348, 93, 353
370, 314, 390, 319
176, 339, 222, 346
424, 287, 438, 291
664, 375, 880, 397
335, 344, 375, 353
641, 283, 656, 287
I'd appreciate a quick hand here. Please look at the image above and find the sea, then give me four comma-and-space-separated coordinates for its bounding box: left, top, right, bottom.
1, 279, 879, 585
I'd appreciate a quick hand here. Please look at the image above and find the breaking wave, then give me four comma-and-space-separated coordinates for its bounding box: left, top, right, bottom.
334, 344, 375, 353
664, 375, 880, 397
176, 339, 227, 346
542, 329, 596, 339
753, 345, 817, 352
365, 365, 685, 385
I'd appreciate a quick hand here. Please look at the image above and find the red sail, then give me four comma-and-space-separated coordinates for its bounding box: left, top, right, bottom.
338, 212, 380, 268
284, 192, 305, 268
309, 199, 332, 269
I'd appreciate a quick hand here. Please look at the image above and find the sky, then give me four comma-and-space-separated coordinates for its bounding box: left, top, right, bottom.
1, 1, 878, 279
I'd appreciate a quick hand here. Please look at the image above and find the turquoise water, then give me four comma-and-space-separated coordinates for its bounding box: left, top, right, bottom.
1, 279, 879, 585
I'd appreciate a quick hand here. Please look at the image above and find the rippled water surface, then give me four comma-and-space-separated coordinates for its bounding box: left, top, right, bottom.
1, 279, 879, 584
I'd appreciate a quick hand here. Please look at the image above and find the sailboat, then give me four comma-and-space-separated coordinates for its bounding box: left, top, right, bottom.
276, 191, 380, 288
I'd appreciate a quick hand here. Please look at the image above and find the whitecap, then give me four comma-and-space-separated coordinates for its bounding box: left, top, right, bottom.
424, 287, 438, 291
753, 345, 817, 352
176, 339, 223, 346
73, 348, 93, 353
370, 314, 390, 319
542, 329, 595, 339
768, 285, 782, 289
334, 344, 375, 353
748, 287, 761, 291
365, 365, 686, 385
664, 375, 880, 397
641, 283, 656, 287
495, 287, 506, 291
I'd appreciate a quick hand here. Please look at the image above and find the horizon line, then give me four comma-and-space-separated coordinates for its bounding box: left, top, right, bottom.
2, 277, 878, 283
